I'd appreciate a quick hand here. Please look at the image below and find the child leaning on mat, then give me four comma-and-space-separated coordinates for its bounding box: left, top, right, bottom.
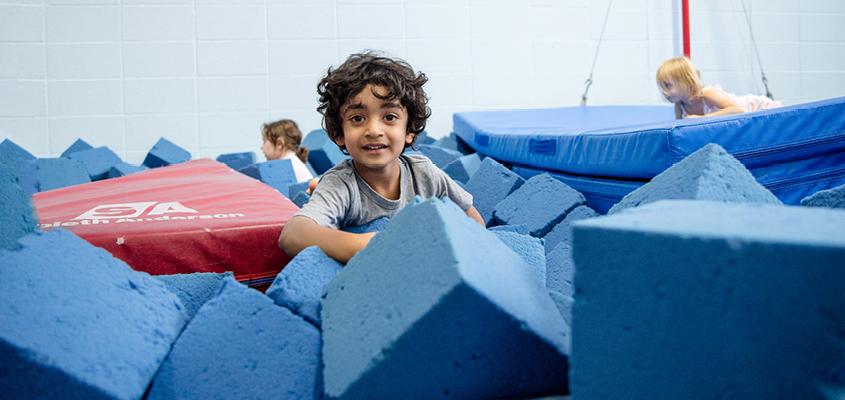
278, 51, 485, 263
656, 56, 781, 119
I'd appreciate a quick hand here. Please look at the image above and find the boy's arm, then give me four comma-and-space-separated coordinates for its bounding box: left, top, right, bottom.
278, 215, 376, 264
700, 87, 744, 117
465, 206, 485, 226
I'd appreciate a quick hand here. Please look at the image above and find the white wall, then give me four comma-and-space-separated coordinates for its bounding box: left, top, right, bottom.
1, 0, 843, 164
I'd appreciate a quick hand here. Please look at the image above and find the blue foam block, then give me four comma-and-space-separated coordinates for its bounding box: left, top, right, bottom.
433, 132, 473, 154
147, 277, 321, 400
801, 183, 845, 209
239, 159, 297, 198
608, 143, 781, 214
415, 130, 436, 145
288, 179, 312, 197
266, 246, 342, 327
543, 205, 598, 254
0, 161, 35, 250
571, 200, 845, 399
488, 223, 530, 235
291, 191, 310, 208
443, 153, 482, 184
302, 129, 348, 175
67, 146, 123, 181
342, 216, 391, 234
143, 137, 191, 168
545, 243, 574, 297
416, 144, 462, 168
492, 230, 546, 284
216, 151, 256, 171
157, 272, 231, 319
322, 197, 569, 399
60, 138, 93, 158
464, 157, 525, 225
30, 158, 91, 192
493, 173, 586, 237
0, 139, 35, 168
0, 229, 189, 399
107, 162, 147, 178
548, 290, 573, 332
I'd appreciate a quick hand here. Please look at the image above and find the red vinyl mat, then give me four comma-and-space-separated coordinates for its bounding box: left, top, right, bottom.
33, 159, 298, 288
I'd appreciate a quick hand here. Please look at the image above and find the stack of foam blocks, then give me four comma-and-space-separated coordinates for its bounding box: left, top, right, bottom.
2, 132, 844, 399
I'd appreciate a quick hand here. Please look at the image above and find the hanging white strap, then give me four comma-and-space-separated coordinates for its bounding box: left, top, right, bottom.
581, 0, 615, 106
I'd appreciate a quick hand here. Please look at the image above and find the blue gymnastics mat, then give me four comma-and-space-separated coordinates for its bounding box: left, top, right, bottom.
454, 97, 845, 180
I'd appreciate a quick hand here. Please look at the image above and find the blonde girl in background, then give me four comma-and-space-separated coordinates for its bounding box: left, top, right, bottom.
656, 56, 782, 119
261, 119, 314, 183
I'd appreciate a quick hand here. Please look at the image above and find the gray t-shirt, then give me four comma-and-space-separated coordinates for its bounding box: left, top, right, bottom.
296, 154, 472, 229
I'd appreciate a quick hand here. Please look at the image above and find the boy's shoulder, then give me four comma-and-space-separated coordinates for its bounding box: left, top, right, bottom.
400, 153, 435, 168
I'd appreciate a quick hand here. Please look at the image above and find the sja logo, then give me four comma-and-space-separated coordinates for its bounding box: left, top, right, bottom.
74, 201, 199, 220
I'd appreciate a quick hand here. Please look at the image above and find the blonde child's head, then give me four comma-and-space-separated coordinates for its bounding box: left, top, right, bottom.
261, 119, 308, 163
656, 56, 703, 102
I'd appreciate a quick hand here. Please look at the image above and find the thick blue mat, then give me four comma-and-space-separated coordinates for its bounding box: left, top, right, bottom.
454, 97, 845, 179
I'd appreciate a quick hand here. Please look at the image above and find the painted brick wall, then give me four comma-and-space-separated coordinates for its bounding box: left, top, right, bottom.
1, 0, 843, 164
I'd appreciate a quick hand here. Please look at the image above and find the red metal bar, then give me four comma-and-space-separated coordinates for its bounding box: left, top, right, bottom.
682, 0, 691, 58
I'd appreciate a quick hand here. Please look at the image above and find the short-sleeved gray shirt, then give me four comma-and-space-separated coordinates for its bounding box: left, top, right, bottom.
295, 154, 472, 229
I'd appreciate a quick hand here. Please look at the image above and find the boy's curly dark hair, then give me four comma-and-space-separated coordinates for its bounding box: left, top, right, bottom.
317, 51, 431, 152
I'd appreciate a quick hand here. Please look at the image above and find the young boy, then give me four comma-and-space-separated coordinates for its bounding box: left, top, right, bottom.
278, 52, 484, 263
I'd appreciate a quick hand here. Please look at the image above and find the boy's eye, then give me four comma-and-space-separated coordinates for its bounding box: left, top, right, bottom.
349, 115, 364, 123
384, 114, 398, 122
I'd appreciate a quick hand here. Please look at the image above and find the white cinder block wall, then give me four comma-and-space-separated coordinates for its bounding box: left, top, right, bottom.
1, 0, 843, 164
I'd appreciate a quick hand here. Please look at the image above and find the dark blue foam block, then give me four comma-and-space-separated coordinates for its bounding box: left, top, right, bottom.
433, 132, 474, 155
571, 200, 845, 400
0, 139, 35, 168
0, 229, 189, 399
342, 216, 390, 234
492, 230, 546, 285
465, 157, 525, 225
60, 138, 93, 158
416, 144, 462, 168
288, 180, 311, 196
543, 205, 598, 254
0, 161, 35, 251
239, 160, 297, 198
548, 291, 573, 334
67, 146, 123, 181
545, 243, 574, 298
147, 277, 321, 400
493, 173, 586, 237
266, 246, 342, 328
608, 143, 781, 215
157, 272, 232, 320
444, 153, 482, 184
107, 162, 147, 178
322, 197, 569, 399
291, 191, 310, 208
302, 129, 348, 175
143, 137, 191, 168
30, 158, 91, 192
216, 151, 256, 171
801, 183, 845, 209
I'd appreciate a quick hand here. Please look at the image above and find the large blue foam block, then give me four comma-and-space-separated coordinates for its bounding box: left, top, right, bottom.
0, 139, 35, 168
67, 146, 123, 181
239, 159, 297, 198
107, 162, 147, 178
60, 138, 93, 158
801, 183, 845, 209
608, 143, 781, 214
302, 129, 348, 175
0, 229, 189, 399
157, 272, 231, 319
493, 173, 586, 237
0, 161, 36, 250
464, 157, 525, 225
416, 144, 462, 168
29, 158, 91, 191
443, 153, 483, 184
342, 216, 391, 234
570, 200, 845, 399
491, 230, 546, 285
216, 151, 256, 171
543, 205, 598, 254
322, 197, 569, 399
266, 246, 342, 328
143, 137, 191, 168
147, 277, 321, 400
545, 243, 574, 297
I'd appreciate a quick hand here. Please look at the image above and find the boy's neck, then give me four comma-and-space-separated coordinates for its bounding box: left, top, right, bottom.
353, 158, 403, 200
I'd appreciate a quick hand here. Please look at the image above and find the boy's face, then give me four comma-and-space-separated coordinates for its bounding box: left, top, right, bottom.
335, 84, 414, 173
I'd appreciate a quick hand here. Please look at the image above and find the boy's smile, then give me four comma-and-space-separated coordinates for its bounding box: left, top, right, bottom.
336, 84, 414, 177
